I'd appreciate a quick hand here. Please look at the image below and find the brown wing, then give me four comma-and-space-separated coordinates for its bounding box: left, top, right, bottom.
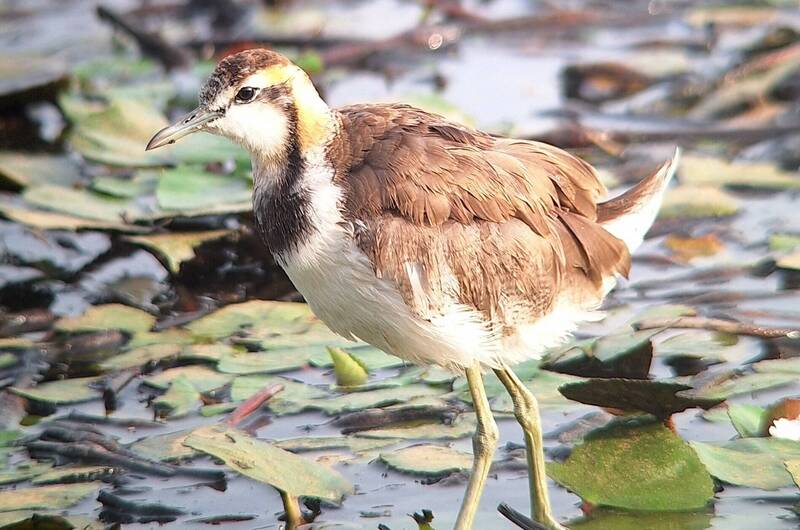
330, 103, 630, 325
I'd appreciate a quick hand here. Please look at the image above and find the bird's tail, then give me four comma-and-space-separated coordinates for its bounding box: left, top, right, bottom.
597, 148, 680, 254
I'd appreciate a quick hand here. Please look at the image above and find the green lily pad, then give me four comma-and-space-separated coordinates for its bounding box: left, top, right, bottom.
690, 437, 800, 490
230, 375, 328, 415
310, 384, 447, 416
90, 172, 157, 198
568, 509, 714, 530
0, 512, 105, 529
356, 414, 477, 441
153, 375, 200, 418
728, 404, 768, 438
100, 343, 182, 371
654, 331, 738, 361
217, 349, 311, 375
380, 444, 472, 477
143, 366, 233, 393
559, 379, 724, 418
126, 230, 231, 273
548, 419, 714, 511
659, 186, 740, 220
0, 197, 146, 232
23, 185, 146, 223
31, 465, 114, 485
329, 347, 369, 387
10, 376, 104, 405
275, 436, 395, 454
186, 300, 319, 340
129, 429, 198, 462
0, 482, 101, 512
184, 425, 353, 501
787, 460, 800, 487
753, 357, 800, 374
62, 96, 172, 167
681, 371, 798, 400
0, 353, 17, 370
56, 304, 155, 334
309, 345, 405, 371
543, 330, 656, 379
680, 155, 800, 190
0, 462, 52, 485
127, 329, 194, 349
0, 152, 83, 189
155, 167, 251, 213
769, 234, 800, 252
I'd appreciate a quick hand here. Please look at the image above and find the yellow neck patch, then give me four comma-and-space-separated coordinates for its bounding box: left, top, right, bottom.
256, 65, 333, 152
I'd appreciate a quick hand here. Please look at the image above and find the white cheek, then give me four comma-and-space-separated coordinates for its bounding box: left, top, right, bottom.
211, 103, 288, 160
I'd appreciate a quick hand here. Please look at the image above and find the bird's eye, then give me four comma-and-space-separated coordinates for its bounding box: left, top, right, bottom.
235, 86, 257, 103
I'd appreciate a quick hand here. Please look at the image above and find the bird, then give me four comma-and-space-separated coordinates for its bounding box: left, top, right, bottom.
146, 48, 679, 530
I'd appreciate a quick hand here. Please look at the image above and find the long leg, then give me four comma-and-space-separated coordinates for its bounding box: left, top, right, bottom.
494, 367, 566, 530
454, 363, 499, 530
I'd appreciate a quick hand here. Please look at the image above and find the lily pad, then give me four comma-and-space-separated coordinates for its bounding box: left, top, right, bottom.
0, 152, 83, 189
56, 304, 155, 334
680, 155, 800, 190
275, 436, 395, 454
186, 300, 319, 340
659, 186, 740, 220
126, 230, 231, 273
548, 419, 714, 511
569, 509, 714, 530
10, 376, 104, 405
23, 185, 145, 223
309, 345, 405, 371
356, 414, 477, 441
558, 379, 723, 418
0, 462, 52, 485
100, 343, 182, 371
143, 366, 233, 393
153, 375, 201, 418
217, 349, 311, 375
155, 167, 251, 213
31, 465, 114, 485
690, 437, 800, 490
230, 375, 328, 415
681, 371, 798, 400
310, 384, 447, 416
0, 198, 147, 232
379, 444, 472, 477
728, 404, 768, 437
129, 430, 198, 462
184, 425, 353, 501
543, 330, 656, 379
0, 482, 100, 512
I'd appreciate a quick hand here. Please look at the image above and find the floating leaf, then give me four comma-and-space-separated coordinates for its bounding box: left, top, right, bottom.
100, 343, 182, 371
129, 430, 198, 462
356, 414, 477, 441
153, 375, 201, 418
682, 371, 798, 400
275, 436, 395, 454
184, 425, 353, 501
559, 379, 722, 418
548, 419, 714, 511
155, 167, 251, 213
91, 172, 156, 198
769, 234, 800, 252
777, 251, 800, 271
787, 460, 800, 487
0, 152, 83, 189
230, 375, 328, 415
143, 366, 233, 393
216, 349, 310, 375
690, 437, 800, 490
31, 465, 114, 485
329, 347, 369, 387
569, 509, 714, 530
0, 196, 148, 232
23, 185, 145, 223
186, 300, 318, 339
680, 155, 800, 190
10, 376, 103, 405
0, 462, 51, 485
380, 444, 472, 477
659, 186, 740, 220
543, 330, 656, 379
664, 234, 724, 262
126, 230, 231, 273
0, 482, 100, 512
728, 404, 768, 438
309, 345, 405, 371
56, 304, 155, 334
310, 384, 446, 415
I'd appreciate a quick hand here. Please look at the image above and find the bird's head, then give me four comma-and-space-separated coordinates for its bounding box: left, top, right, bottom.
146, 49, 333, 164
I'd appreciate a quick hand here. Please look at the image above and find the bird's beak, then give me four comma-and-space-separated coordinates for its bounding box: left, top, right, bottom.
145, 107, 222, 150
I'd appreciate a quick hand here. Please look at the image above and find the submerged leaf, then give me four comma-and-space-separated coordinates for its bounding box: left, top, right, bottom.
548, 419, 714, 511
184, 425, 353, 501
